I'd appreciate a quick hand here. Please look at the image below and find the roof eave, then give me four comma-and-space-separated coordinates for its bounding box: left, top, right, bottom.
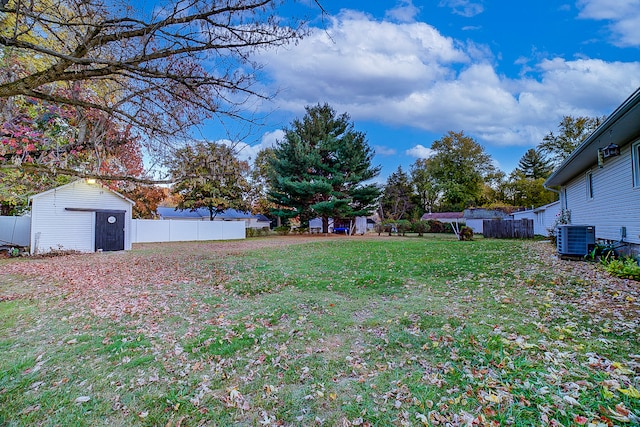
544, 86, 640, 188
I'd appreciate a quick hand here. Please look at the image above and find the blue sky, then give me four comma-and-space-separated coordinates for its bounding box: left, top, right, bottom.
203, 0, 640, 182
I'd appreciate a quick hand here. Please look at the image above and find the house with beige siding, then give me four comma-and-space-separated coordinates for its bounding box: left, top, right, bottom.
544, 86, 640, 255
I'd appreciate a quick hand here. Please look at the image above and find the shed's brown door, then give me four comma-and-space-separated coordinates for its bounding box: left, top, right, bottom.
95, 212, 125, 251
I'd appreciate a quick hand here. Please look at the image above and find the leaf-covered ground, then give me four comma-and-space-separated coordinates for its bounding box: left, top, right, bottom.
0, 235, 638, 426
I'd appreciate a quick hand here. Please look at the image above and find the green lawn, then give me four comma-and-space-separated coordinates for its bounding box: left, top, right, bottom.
1, 235, 638, 426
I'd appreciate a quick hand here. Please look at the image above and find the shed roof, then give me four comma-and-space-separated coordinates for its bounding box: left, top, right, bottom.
545, 86, 640, 187
533, 200, 560, 213
29, 180, 135, 205
463, 208, 509, 219
421, 212, 463, 221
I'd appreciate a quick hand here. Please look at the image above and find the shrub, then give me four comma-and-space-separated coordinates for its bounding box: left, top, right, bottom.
412, 220, 429, 236
246, 227, 271, 238
427, 220, 445, 233
396, 220, 412, 236
382, 220, 396, 236
374, 222, 385, 236
459, 226, 474, 241
602, 257, 640, 281
274, 225, 290, 235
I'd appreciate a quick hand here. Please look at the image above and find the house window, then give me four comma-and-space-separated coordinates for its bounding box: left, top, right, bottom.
633, 140, 640, 188
586, 171, 594, 199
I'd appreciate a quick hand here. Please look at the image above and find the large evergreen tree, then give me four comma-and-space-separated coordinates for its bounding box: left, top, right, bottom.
268, 104, 381, 232
515, 148, 553, 179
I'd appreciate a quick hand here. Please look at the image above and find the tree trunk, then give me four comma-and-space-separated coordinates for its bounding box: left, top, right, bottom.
322, 216, 329, 234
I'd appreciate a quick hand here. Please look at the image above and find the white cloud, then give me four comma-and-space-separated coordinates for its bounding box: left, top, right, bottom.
577, 0, 640, 47
254, 9, 640, 150
439, 0, 484, 17
374, 145, 397, 156
225, 129, 285, 163
406, 144, 434, 158
385, 0, 420, 23
257, 10, 469, 105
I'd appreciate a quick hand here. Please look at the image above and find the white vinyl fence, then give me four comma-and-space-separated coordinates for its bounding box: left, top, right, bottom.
131, 219, 245, 243
1, 216, 245, 249
0, 216, 31, 246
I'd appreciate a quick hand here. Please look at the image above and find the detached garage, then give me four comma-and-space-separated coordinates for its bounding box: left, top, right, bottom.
29, 180, 134, 254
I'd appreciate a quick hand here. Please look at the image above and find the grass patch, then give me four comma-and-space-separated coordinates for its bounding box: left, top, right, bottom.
1, 236, 638, 426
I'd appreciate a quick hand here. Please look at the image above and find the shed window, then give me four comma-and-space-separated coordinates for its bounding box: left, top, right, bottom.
633, 140, 640, 188
586, 171, 594, 199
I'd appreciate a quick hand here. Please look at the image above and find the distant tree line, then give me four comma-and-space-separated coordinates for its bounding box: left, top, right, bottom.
378, 116, 603, 221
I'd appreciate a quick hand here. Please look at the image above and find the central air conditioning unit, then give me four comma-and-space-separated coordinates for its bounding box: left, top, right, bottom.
556, 225, 596, 257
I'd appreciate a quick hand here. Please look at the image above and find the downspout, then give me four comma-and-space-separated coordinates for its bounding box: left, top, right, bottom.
543, 184, 561, 205
543, 183, 560, 195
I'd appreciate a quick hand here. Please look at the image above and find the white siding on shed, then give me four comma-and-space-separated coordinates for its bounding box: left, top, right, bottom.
562, 143, 640, 244
464, 218, 483, 234
30, 180, 133, 254
512, 201, 561, 236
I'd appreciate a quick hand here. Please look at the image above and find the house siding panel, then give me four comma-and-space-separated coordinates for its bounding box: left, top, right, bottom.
562, 144, 640, 245
30, 181, 132, 254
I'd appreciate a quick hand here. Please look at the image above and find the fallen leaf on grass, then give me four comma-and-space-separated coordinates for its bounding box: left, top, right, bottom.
74, 396, 91, 403
415, 412, 429, 425
563, 395, 581, 406
602, 387, 615, 399
481, 392, 501, 404
611, 362, 635, 375
617, 385, 640, 398
600, 403, 640, 423
20, 405, 40, 415
573, 414, 588, 424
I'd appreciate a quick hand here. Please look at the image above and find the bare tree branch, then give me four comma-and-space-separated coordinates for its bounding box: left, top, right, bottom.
1, 163, 173, 185
0, 0, 311, 141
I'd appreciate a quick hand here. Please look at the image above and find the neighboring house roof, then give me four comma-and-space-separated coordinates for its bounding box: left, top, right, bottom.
533, 200, 560, 213
421, 212, 463, 221
463, 208, 509, 219
254, 214, 271, 222
29, 179, 135, 205
157, 206, 259, 220
157, 207, 206, 219
545, 86, 640, 187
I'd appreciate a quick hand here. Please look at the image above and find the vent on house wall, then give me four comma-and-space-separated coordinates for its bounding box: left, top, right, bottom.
557, 225, 596, 257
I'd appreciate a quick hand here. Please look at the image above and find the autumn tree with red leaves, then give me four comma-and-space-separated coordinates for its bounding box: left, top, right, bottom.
0, 0, 316, 211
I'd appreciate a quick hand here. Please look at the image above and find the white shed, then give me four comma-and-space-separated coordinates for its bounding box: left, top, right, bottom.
511, 201, 561, 237
29, 180, 134, 254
